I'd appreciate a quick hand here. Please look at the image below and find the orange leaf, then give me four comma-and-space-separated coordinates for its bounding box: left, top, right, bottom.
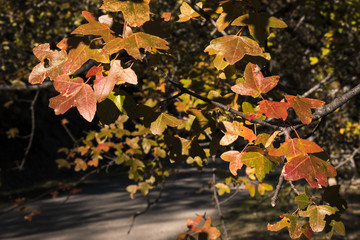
231, 63, 279, 97
285, 95, 325, 125
220, 150, 244, 176
100, 0, 150, 27
29, 44, 67, 84
268, 138, 323, 160
71, 11, 114, 42
257, 100, 290, 120
205, 35, 262, 65
103, 32, 169, 60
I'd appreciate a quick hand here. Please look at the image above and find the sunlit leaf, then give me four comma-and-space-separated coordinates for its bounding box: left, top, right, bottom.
220, 150, 244, 176
150, 113, 182, 135
231, 62, 279, 97
241, 151, 275, 182
284, 154, 337, 188
299, 205, 337, 232
205, 35, 262, 65
100, 0, 150, 27
269, 138, 323, 160
285, 95, 325, 125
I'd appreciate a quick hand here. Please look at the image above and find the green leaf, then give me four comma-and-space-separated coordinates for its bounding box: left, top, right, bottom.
232, 13, 287, 43
150, 113, 182, 135
299, 205, 338, 232
295, 194, 312, 210
241, 151, 275, 182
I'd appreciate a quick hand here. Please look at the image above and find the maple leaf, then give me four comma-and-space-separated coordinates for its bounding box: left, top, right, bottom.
93, 71, 116, 102
100, 0, 150, 27
284, 154, 337, 188
257, 100, 290, 120
241, 151, 275, 182
220, 121, 256, 145
71, 11, 114, 42
107, 60, 138, 85
257, 183, 273, 195
177, 2, 202, 22
220, 150, 244, 176
216, 1, 246, 32
232, 13, 288, 43
102, 32, 169, 60
269, 138, 323, 160
201, 217, 221, 240
268, 214, 303, 239
285, 95, 325, 125
49, 75, 97, 122
231, 62, 279, 97
63, 41, 109, 74
204, 35, 263, 65
299, 205, 338, 232
86, 66, 103, 78
150, 113, 182, 135
29, 43, 67, 84
215, 183, 230, 196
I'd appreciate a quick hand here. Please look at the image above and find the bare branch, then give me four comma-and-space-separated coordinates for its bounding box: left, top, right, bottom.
17, 90, 40, 171
301, 73, 334, 97
0, 81, 53, 91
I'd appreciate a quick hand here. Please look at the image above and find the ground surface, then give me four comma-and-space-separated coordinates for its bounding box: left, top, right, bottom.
0, 169, 359, 240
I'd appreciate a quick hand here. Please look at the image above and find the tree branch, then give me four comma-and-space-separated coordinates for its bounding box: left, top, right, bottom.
167, 79, 278, 129
0, 81, 53, 91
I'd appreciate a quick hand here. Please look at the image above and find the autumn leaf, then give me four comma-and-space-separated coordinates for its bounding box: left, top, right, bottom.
161, 12, 171, 21
220, 121, 256, 145
107, 60, 138, 85
299, 205, 337, 232
295, 194, 312, 210
100, 0, 150, 27
268, 214, 303, 239
220, 150, 244, 176
63, 41, 109, 74
49, 75, 97, 122
204, 35, 263, 65
285, 95, 325, 125
284, 154, 337, 188
216, 1, 246, 32
257, 100, 290, 120
102, 32, 169, 60
71, 11, 114, 42
268, 138, 323, 160
86, 66, 103, 78
201, 217, 221, 240
231, 62, 279, 97
150, 113, 182, 135
257, 183, 273, 195
232, 13, 287, 43
177, 2, 202, 22
215, 183, 230, 196
29, 43, 67, 84
241, 151, 275, 182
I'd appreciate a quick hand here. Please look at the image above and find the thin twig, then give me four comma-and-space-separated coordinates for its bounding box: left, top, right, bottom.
185, 0, 227, 36
127, 183, 165, 234
211, 156, 229, 240
288, 181, 300, 195
17, 90, 40, 171
302, 73, 334, 97
219, 184, 241, 205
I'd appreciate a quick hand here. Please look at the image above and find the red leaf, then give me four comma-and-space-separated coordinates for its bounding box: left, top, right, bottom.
231, 63, 279, 97
86, 66, 103, 78
268, 138, 323, 160
220, 150, 244, 176
93, 73, 116, 102
284, 154, 337, 188
257, 100, 290, 120
29, 44, 67, 84
71, 11, 114, 42
49, 76, 97, 122
285, 95, 325, 125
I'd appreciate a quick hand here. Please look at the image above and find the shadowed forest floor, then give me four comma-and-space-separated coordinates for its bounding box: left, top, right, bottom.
0, 170, 359, 240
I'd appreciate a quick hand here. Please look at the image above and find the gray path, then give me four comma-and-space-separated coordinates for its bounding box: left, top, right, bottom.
0, 169, 245, 240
